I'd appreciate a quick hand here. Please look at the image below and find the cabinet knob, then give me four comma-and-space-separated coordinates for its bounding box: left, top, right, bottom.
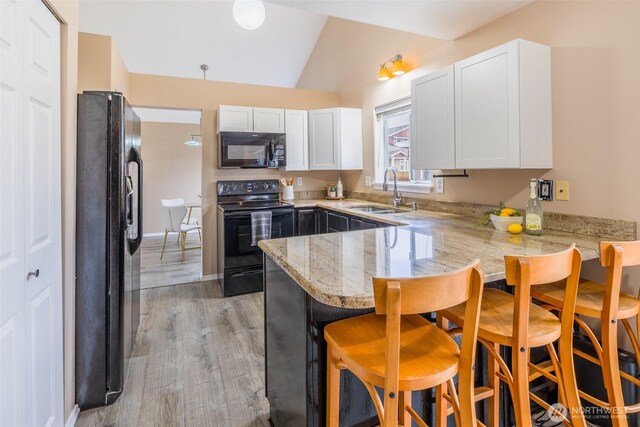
27, 269, 40, 280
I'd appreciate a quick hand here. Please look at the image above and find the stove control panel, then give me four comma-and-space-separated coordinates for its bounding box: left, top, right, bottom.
217, 180, 279, 196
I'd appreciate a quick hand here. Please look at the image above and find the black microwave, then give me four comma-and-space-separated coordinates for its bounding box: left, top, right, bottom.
218, 132, 286, 169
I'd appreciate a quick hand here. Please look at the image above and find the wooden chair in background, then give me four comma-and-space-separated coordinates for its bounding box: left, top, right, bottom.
324, 260, 484, 427
438, 245, 585, 427
532, 241, 640, 427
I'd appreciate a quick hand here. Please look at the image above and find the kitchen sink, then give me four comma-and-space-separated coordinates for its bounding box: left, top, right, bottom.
349, 206, 405, 214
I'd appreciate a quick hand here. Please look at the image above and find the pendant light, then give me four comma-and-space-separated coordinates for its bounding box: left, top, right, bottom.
184, 135, 202, 147
233, 0, 266, 30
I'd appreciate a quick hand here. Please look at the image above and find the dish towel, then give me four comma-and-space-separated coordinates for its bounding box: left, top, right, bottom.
251, 211, 272, 246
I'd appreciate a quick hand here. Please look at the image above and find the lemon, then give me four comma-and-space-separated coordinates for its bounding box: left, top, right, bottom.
508, 223, 523, 234
501, 208, 516, 216
499, 211, 510, 217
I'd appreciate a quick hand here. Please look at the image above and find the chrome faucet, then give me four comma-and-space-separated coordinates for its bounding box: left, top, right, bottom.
382, 167, 402, 208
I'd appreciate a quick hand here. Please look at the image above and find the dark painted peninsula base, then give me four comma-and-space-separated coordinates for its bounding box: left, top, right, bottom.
264, 256, 440, 427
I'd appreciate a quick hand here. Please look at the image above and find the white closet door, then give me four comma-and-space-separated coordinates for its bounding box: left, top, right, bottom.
0, 0, 27, 424
0, 1, 63, 426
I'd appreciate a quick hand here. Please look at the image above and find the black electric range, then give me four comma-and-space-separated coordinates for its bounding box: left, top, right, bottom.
216, 180, 294, 296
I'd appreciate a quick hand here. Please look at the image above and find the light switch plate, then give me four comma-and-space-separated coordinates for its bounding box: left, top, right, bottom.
556, 181, 569, 201
296, 177, 303, 186
364, 176, 372, 187
436, 178, 444, 194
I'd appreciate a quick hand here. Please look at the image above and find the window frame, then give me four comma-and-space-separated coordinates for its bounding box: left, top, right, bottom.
373, 97, 433, 192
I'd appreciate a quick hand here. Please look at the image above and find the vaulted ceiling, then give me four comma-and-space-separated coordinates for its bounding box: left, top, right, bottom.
79, 0, 532, 88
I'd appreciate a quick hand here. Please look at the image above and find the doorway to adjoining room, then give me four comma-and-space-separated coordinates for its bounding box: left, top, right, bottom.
134, 107, 203, 289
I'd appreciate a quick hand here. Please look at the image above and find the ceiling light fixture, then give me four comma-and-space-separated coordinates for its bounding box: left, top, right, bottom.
184, 135, 202, 147
232, 0, 266, 30
378, 55, 407, 81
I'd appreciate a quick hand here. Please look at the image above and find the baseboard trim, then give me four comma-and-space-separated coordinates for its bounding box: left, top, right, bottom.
201, 274, 222, 281
65, 404, 80, 427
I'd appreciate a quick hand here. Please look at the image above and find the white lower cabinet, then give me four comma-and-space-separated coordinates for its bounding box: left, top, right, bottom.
411, 39, 552, 170
285, 109, 309, 171
308, 108, 363, 170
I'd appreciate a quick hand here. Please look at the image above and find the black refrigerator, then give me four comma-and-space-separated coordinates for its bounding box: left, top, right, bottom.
75, 91, 143, 409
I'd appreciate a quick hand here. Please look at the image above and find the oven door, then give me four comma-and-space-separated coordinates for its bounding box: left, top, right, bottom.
222, 209, 295, 270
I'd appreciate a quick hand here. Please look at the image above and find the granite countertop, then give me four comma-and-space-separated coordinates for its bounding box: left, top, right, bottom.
260, 200, 603, 309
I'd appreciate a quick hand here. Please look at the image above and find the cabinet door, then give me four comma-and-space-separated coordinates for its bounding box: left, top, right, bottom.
349, 217, 377, 231
254, 107, 285, 133
218, 105, 254, 132
455, 41, 520, 169
285, 110, 308, 171
308, 109, 340, 170
337, 108, 363, 170
327, 212, 349, 233
296, 209, 317, 236
411, 66, 455, 170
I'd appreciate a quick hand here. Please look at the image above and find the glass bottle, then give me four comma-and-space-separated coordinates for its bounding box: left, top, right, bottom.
525, 179, 543, 235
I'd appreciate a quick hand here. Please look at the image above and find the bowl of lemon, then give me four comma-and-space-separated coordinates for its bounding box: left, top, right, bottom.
480, 204, 523, 233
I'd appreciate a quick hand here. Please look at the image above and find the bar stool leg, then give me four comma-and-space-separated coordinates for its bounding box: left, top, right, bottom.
435, 315, 449, 427
487, 342, 500, 427
512, 346, 533, 427
327, 344, 341, 427
398, 391, 411, 427
602, 320, 628, 427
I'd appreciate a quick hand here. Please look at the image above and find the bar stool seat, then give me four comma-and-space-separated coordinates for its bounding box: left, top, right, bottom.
444, 288, 562, 348
325, 313, 460, 391
533, 279, 640, 319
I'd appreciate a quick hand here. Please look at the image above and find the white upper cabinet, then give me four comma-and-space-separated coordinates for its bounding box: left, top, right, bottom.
254, 107, 285, 133
454, 39, 552, 169
308, 108, 363, 170
218, 105, 254, 132
410, 39, 552, 170
218, 105, 285, 133
411, 65, 455, 170
285, 109, 309, 171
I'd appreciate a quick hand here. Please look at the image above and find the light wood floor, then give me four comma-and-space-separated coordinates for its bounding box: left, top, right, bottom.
141, 233, 202, 290
76, 280, 270, 427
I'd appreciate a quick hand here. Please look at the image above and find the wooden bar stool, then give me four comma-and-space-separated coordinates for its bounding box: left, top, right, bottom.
532, 241, 640, 427
438, 244, 585, 427
324, 260, 484, 427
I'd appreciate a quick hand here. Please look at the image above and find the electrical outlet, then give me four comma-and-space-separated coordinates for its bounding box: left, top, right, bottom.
436, 178, 444, 194
556, 181, 570, 201
296, 177, 303, 186
364, 176, 372, 187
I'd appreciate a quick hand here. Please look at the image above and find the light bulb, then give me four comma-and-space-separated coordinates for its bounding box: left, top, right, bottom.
233, 0, 266, 30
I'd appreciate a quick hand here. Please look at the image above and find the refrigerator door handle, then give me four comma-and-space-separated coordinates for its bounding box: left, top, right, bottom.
128, 147, 143, 254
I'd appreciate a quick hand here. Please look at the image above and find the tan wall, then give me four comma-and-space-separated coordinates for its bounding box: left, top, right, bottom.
128, 73, 343, 276
298, 1, 640, 223
77, 32, 111, 91
78, 32, 130, 97
110, 39, 130, 96
47, 0, 79, 421
142, 122, 202, 234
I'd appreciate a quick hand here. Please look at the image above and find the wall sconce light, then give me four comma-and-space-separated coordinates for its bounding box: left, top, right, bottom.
184, 135, 202, 147
378, 54, 406, 81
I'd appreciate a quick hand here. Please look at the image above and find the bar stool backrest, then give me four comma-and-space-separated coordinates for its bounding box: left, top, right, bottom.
372, 259, 484, 427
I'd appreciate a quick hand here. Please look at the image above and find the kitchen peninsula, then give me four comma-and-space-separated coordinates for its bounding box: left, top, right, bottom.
259, 201, 620, 426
